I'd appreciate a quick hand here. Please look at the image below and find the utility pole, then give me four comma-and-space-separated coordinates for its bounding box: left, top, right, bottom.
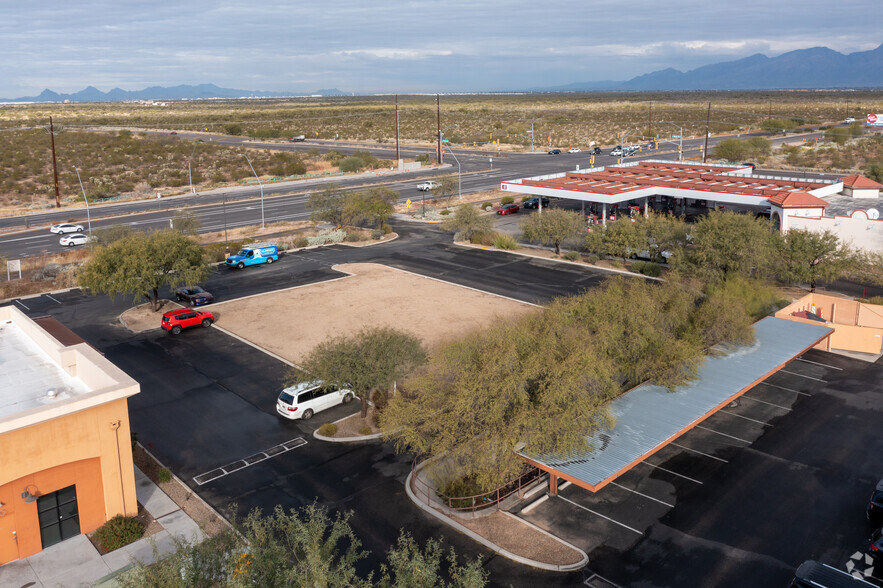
395, 94, 400, 162
436, 94, 442, 165
703, 102, 711, 163
49, 117, 61, 208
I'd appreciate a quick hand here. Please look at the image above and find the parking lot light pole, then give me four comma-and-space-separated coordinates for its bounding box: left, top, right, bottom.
73, 166, 92, 236
242, 153, 265, 229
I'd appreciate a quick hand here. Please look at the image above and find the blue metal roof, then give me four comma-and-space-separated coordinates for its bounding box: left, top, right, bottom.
522, 316, 832, 491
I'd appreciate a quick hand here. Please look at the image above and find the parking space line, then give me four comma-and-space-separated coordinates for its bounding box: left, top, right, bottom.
780, 369, 827, 383
638, 461, 703, 484
670, 442, 729, 463
45, 294, 62, 305
717, 410, 771, 426
193, 437, 307, 485
757, 381, 811, 397
797, 357, 842, 370
610, 482, 675, 508
557, 495, 643, 535
741, 395, 792, 411
14, 299, 29, 310
695, 425, 752, 444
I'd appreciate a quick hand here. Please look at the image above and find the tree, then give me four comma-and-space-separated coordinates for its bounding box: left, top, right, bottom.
308, 184, 348, 226
634, 213, 690, 263
92, 224, 134, 246
431, 175, 458, 201
600, 218, 643, 259
172, 209, 201, 236
224, 124, 243, 136
441, 204, 492, 241
380, 531, 488, 588
78, 229, 211, 311
360, 186, 399, 230
519, 208, 585, 255
294, 327, 427, 418
713, 138, 746, 162
780, 229, 855, 292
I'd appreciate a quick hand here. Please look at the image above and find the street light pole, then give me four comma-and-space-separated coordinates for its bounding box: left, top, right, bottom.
444, 143, 461, 199
73, 166, 92, 236
242, 153, 265, 229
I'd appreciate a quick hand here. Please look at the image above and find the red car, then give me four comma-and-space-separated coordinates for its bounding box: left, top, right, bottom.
497, 203, 520, 215
161, 308, 214, 335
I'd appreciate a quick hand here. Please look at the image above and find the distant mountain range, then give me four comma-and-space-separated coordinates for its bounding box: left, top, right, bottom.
0, 84, 350, 103
533, 44, 883, 91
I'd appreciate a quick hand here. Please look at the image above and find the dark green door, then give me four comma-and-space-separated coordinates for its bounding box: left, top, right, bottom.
37, 485, 80, 549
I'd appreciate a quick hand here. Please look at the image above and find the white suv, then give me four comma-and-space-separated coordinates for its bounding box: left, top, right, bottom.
276, 381, 354, 420
417, 181, 440, 191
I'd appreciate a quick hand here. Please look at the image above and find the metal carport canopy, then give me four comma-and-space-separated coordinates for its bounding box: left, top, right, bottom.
518, 317, 832, 493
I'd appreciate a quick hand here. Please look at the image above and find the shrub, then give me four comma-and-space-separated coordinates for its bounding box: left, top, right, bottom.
415, 154, 431, 165
632, 261, 662, 277
469, 231, 496, 246
317, 423, 338, 436
94, 515, 144, 552
584, 253, 600, 263
157, 468, 172, 484
493, 233, 518, 250
500, 196, 514, 205
371, 229, 383, 240
521, 196, 530, 203
439, 209, 451, 215
481, 201, 492, 211
358, 426, 373, 435
863, 296, 883, 306
563, 250, 581, 261
345, 232, 361, 242
294, 236, 309, 248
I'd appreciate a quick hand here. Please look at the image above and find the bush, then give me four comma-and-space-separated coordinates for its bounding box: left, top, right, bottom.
415, 154, 431, 165
94, 515, 145, 552
157, 468, 172, 484
493, 233, 518, 250
863, 296, 883, 306
338, 156, 365, 173
563, 250, 581, 261
371, 229, 383, 240
469, 231, 496, 246
500, 196, 514, 205
345, 232, 361, 242
294, 236, 309, 248
521, 196, 530, 203
358, 426, 374, 436
439, 209, 451, 215
584, 253, 600, 263
317, 423, 338, 436
481, 201, 492, 211
632, 261, 662, 277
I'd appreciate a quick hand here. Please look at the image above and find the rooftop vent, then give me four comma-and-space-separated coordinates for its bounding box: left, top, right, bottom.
47, 388, 57, 398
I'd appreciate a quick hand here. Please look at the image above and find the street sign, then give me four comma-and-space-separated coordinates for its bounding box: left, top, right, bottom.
672, 134, 681, 138
7, 259, 21, 280
406, 199, 412, 209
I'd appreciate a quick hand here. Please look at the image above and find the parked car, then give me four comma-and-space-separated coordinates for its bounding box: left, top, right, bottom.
522, 197, 550, 209
867, 526, 883, 561
567, 147, 581, 153
548, 149, 561, 155
276, 381, 354, 420
590, 146, 602, 155
58, 233, 92, 247
497, 203, 520, 215
50, 223, 84, 234
868, 479, 883, 522
225, 243, 279, 269
175, 286, 214, 306
161, 308, 214, 335
417, 180, 440, 191
791, 560, 876, 587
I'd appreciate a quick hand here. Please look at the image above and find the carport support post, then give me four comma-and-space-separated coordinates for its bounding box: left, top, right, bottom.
549, 473, 559, 496
602, 203, 608, 227
644, 196, 649, 218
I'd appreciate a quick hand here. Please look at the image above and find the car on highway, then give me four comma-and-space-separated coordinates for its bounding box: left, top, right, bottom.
58, 233, 93, 247
161, 308, 214, 335
175, 286, 214, 306
496, 203, 519, 215
868, 479, 883, 522
567, 147, 581, 153
548, 149, 561, 155
522, 197, 550, 209
50, 223, 85, 234
610, 146, 623, 156
845, 117, 856, 124
276, 381, 354, 420
590, 146, 602, 155
417, 180, 440, 191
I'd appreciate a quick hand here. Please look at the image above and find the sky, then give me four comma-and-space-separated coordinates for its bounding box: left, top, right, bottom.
1, 0, 880, 97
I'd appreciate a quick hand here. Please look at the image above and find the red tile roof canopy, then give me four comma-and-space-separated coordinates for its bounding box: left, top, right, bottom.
767, 191, 828, 208
842, 174, 883, 189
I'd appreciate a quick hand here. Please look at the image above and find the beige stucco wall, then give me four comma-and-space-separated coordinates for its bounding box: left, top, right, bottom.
786, 211, 883, 252
775, 293, 883, 354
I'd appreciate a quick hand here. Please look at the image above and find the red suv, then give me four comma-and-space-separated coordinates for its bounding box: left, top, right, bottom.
161, 308, 214, 335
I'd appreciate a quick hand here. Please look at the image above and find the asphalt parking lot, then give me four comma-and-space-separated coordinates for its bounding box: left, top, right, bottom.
518, 348, 883, 587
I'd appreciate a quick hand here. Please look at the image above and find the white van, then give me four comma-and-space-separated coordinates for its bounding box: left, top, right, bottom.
276, 381, 354, 420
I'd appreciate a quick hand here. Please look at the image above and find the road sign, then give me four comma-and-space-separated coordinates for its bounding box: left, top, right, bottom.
406, 199, 412, 209
7, 259, 21, 280
672, 134, 681, 138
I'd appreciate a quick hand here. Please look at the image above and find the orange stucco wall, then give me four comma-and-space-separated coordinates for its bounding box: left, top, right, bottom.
0, 398, 137, 563
775, 293, 883, 354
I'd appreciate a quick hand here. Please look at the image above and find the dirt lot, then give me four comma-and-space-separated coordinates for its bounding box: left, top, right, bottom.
214, 262, 537, 363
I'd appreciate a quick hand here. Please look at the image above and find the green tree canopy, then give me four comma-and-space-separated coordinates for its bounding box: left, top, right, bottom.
780, 228, 856, 291
431, 175, 458, 201
600, 218, 644, 259
308, 184, 348, 226
519, 208, 585, 254
172, 208, 201, 236
78, 229, 210, 311
293, 326, 427, 418
441, 204, 492, 241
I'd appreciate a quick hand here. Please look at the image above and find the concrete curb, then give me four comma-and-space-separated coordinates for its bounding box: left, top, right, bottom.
336, 232, 399, 248
312, 405, 385, 443
404, 461, 588, 572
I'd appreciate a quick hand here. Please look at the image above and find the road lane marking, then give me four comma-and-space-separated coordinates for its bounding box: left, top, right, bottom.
193, 437, 307, 485
557, 495, 643, 535
610, 482, 675, 508
797, 357, 842, 370
670, 442, 729, 463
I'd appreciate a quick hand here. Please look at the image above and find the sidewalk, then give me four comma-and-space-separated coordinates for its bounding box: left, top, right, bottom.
0, 466, 205, 587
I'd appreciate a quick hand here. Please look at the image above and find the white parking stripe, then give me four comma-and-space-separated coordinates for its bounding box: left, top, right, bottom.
670, 442, 729, 463
717, 410, 771, 426
797, 357, 843, 370
610, 482, 675, 507
695, 425, 752, 444
740, 395, 793, 411
45, 295, 62, 304
14, 299, 29, 310
193, 437, 307, 485
638, 461, 703, 484
557, 495, 644, 535
757, 381, 810, 397
780, 369, 827, 383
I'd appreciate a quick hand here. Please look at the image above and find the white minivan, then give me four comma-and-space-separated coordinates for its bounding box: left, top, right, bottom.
276, 381, 354, 420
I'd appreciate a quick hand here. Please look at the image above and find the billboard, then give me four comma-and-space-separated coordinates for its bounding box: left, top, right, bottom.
868, 114, 883, 127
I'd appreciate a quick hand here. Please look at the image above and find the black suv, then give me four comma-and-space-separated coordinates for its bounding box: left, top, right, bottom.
523, 197, 551, 209
590, 146, 602, 155
548, 149, 561, 155
869, 479, 883, 522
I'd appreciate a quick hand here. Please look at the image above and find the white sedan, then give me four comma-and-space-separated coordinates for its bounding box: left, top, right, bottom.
417, 181, 440, 191
50, 223, 85, 234
567, 147, 581, 153
59, 233, 93, 247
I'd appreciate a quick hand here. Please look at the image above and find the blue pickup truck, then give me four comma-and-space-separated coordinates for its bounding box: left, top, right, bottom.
225, 243, 279, 269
